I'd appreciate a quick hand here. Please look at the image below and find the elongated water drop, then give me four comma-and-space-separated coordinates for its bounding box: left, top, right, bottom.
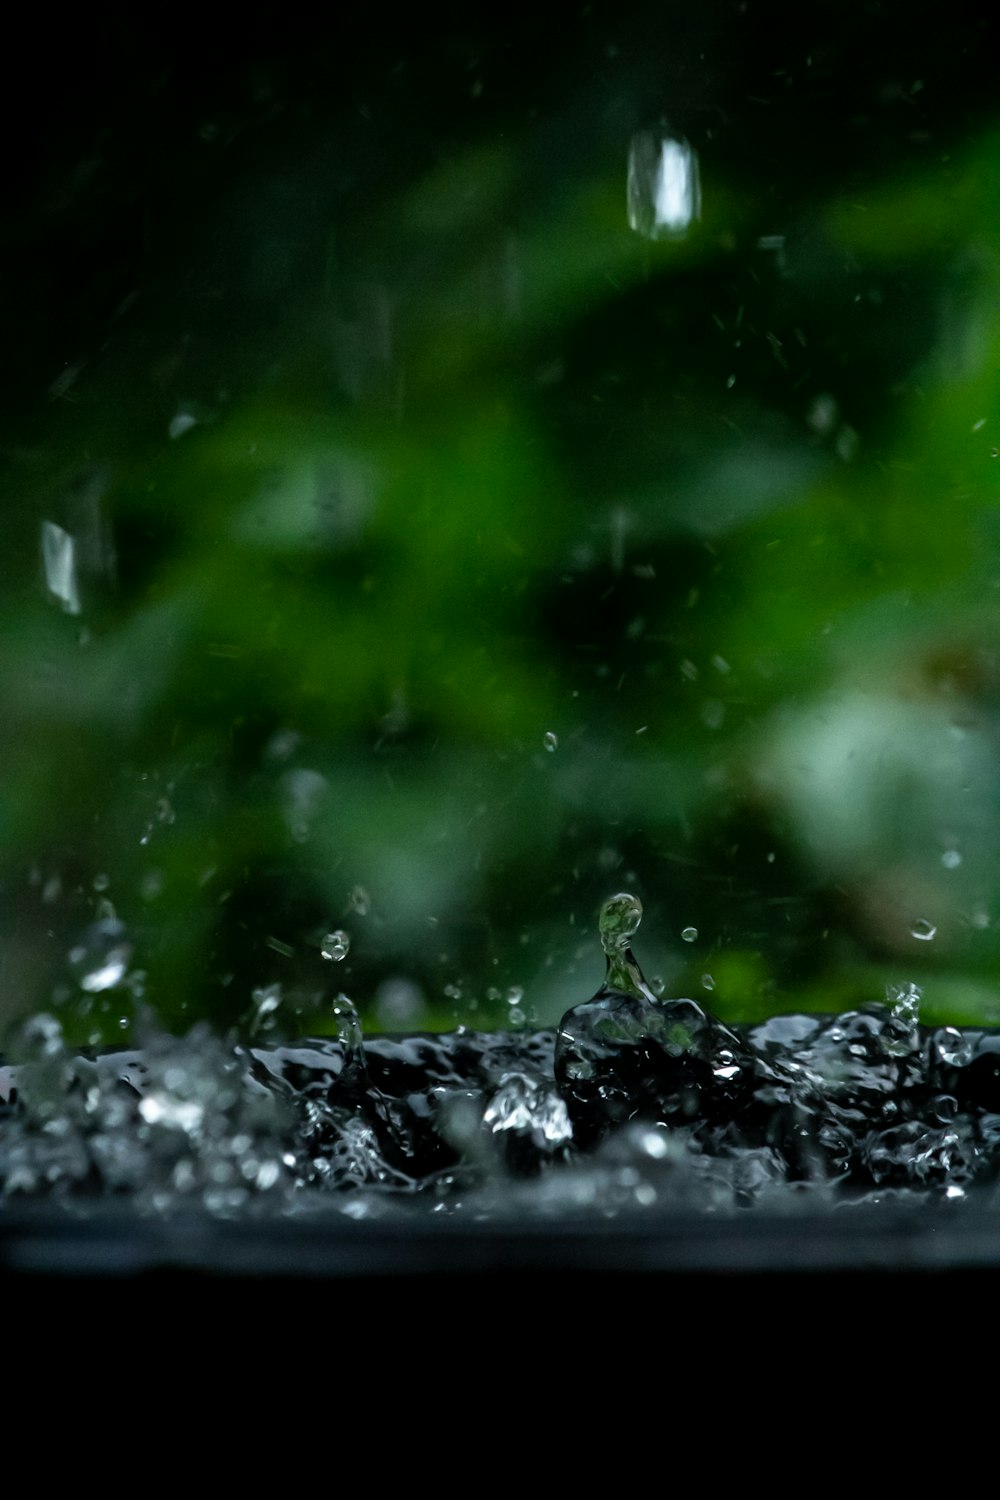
597, 892, 659, 1003
599, 891, 643, 953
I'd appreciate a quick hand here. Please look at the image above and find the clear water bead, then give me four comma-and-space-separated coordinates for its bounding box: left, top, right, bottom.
543, 731, 558, 752
321, 930, 350, 961
911, 918, 937, 941
681, 926, 698, 943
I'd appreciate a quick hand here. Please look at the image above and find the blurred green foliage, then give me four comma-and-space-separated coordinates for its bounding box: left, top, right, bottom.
4, 3, 1000, 1041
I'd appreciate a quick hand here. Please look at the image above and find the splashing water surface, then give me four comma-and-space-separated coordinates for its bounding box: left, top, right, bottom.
4, 893, 1000, 1224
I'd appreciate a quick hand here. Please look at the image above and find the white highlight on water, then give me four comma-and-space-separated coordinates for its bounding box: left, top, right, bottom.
627, 133, 701, 240
41, 521, 81, 614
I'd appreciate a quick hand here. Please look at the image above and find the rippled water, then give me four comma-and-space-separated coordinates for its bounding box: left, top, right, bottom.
4, 892, 1000, 1225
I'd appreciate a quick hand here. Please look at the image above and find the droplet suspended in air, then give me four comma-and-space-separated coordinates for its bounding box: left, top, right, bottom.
599, 892, 643, 954
627, 132, 701, 241
68, 919, 132, 993
321, 930, 350, 962
911, 918, 937, 942
681, 926, 698, 943
543, 731, 558, 752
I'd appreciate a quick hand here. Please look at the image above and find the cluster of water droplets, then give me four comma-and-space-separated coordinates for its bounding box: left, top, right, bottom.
6, 892, 1000, 1219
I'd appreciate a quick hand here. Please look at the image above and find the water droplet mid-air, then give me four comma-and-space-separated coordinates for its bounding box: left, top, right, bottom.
321, 930, 350, 962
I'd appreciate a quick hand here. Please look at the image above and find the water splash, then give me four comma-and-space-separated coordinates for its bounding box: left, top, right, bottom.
6, 891, 1000, 1218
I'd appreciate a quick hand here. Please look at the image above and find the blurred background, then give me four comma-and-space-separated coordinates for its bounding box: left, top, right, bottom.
3, 0, 1000, 1042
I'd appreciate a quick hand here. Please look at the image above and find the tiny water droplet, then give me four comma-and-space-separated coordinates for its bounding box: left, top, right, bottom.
681, 926, 698, 943
68, 919, 132, 993
650, 975, 666, 996
321, 929, 350, 962
543, 731, 558, 752
506, 986, 524, 1005
911, 918, 937, 942
941, 850, 962, 869
701, 973, 715, 990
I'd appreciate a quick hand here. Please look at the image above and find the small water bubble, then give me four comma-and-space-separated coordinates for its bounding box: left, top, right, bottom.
92, 873, 110, 893
506, 986, 524, 1006
321, 929, 350, 962
911, 918, 937, 942
543, 731, 558, 752
681, 926, 698, 943
650, 975, 666, 997
941, 850, 962, 869
701, 973, 715, 990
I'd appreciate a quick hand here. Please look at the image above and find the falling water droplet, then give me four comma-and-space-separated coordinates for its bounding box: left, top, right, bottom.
321, 930, 351, 962
701, 974, 715, 991
627, 132, 701, 240
911, 918, 937, 942
941, 850, 962, 869
68, 919, 132, 993
681, 926, 698, 943
543, 731, 558, 752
